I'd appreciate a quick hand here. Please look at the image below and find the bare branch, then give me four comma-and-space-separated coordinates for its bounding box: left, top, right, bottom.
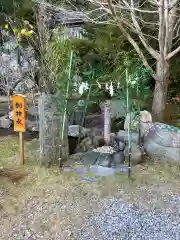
86, 0, 180, 71
118, 22, 158, 80
130, 0, 159, 59
166, 44, 180, 59
115, 4, 158, 13
166, 7, 178, 53
169, 0, 179, 8
158, 0, 165, 58
147, 0, 159, 6
164, 0, 169, 55
105, 0, 158, 79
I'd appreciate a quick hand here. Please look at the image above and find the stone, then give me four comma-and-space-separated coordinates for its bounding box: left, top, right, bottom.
14, 78, 36, 93
124, 142, 143, 165
27, 106, 39, 118
90, 165, 115, 176
111, 140, 119, 152
68, 125, 81, 137
0, 116, 11, 128
74, 165, 89, 175
70, 108, 84, 125
109, 133, 117, 145
26, 120, 39, 132
144, 138, 180, 163
68, 125, 90, 137
111, 152, 125, 168
115, 164, 129, 173
113, 152, 125, 164
92, 136, 105, 148
118, 141, 125, 151
68, 152, 82, 163
117, 130, 140, 144
95, 153, 113, 167
75, 137, 94, 152
143, 123, 180, 162
124, 110, 152, 132
144, 123, 180, 148
89, 127, 103, 137
85, 114, 104, 128
80, 151, 100, 166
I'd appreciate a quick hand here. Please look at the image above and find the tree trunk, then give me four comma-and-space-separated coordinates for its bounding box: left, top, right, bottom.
152, 60, 169, 122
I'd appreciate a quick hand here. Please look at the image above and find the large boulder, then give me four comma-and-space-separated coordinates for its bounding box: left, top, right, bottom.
143, 123, 180, 162
124, 110, 152, 132
117, 130, 140, 144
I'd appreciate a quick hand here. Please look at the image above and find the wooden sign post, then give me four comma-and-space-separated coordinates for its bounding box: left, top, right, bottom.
12, 94, 26, 165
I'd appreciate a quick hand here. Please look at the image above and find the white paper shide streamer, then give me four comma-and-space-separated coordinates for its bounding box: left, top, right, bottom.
78, 82, 89, 95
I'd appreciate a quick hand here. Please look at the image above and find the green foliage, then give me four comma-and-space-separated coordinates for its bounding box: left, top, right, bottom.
44, 24, 151, 116
3, 21, 34, 47
45, 31, 79, 95
44, 29, 81, 116
0, 0, 33, 23
72, 24, 151, 107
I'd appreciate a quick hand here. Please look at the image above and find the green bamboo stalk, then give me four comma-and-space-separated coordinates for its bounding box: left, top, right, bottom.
126, 69, 132, 178
136, 74, 141, 146
59, 50, 73, 166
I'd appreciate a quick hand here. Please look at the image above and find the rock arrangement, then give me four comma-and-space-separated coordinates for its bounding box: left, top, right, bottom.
78, 132, 143, 168
73, 110, 180, 169
1, 97, 180, 167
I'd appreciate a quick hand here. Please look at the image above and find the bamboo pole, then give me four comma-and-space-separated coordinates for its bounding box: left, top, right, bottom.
126, 69, 132, 178
59, 50, 73, 167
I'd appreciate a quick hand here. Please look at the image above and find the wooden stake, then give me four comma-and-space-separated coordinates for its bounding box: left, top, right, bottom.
19, 132, 24, 165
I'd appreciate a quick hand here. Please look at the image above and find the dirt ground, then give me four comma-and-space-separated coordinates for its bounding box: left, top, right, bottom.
1, 131, 180, 239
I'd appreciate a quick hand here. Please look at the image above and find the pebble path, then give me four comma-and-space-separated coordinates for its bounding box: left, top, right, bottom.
75, 197, 180, 240
6, 195, 180, 240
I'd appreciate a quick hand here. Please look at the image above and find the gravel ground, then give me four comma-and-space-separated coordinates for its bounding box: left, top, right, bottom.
76, 197, 180, 240
1, 181, 180, 240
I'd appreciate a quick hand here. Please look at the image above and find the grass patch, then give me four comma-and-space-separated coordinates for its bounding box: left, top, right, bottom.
1, 134, 180, 210
0, 136, 19, 162
1, 133, 180, 187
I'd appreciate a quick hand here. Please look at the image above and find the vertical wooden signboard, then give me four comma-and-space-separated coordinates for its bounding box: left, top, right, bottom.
12, 94, 26, 165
